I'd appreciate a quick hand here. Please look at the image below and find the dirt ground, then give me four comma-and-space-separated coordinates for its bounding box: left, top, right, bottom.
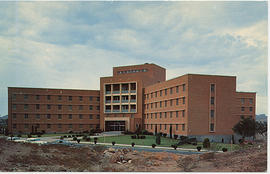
0, 138, 267, 172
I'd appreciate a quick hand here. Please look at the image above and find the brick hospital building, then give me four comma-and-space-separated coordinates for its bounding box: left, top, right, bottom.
8, 63, 256, 142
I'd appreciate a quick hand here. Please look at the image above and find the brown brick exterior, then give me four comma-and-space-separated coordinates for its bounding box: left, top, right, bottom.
8, 63, 256, 137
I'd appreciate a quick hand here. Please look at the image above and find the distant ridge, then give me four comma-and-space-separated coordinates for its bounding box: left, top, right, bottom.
0, 115, 8, 120
256, 114, 267, 123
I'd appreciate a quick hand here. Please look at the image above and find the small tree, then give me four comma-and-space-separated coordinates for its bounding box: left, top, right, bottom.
169, 125, 172, 139
232, 117, 256, 139
256, 121, 267, 136
156, 132, 161, 145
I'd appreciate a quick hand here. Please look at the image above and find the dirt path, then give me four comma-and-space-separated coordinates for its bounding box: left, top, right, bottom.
0, 138, 266, 172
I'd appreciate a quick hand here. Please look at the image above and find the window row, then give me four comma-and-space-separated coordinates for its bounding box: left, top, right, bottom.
145, 97, 185, 109
145, 110, 185, 119
12, 104, 100, 111
12, 94, 100, 102
146, 84, 186, 99
12, 113, 100, 120
12, 123, 100, 129
117, 69, 148, 74
240, 98, 254, 105
241, 107, 253, 112
145, 124, 185, 131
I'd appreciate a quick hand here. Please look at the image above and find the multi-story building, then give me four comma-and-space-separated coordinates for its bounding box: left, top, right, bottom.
8, 87, 100, 133
8, 63, 256, 143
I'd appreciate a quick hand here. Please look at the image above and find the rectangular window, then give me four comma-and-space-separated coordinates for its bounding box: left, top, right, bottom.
176, 124, 178, 130
170, 100, 173, 106
47, 95, 51, 100
89, 114, 93, 119
210, 123, 214, 132
47, 104, 51, 110
58, 114, 62, 119
249, 107, 253, 112
155, 92, 157, 97
58, 105, 62, 110
210, 97, 214, 105
12, 104, 16, 110
155, 102, 157, 108
249, 98, 253, 104
170, 111, 173, 118
211, 110, 214, 118
96, 106, 100, 110
69, 114, 72, 119
155, 113, 157, 119
79, 124, 83, 128
160, 101, 162, 107
165, 89, 167, 95
13, 114, 16, 119
151, 103, 153, 108
176, 111, 179, 118
47, 124, 51, 129
182, 124, 185, 131
36, 114, 40, 119
151, 124, 153, 129
69, 124, 72, 128
165, 100, 167, 107
241, 107, 245, 112
79, 105, 83, 110
97, 97, 100, 101
164, 112, 167, 118
147, 114, 149, 119
160, 112, 162, 118
176, 86, 179, 93
24, 124, 29, 129
89, 96, 93, 101
69, 96, 72, 101
97, 115, 100, 119
176, 98, 179, 105
79, 114, 83, 119
12, 94, 16, 100
170, 88, 173, 94
36, 95, 40, 100
160, 90, 162, 96
47, 114, 51, 119
151, 113, 153, 119
79, 96, 83, 101
241, 98, 245, 104
69, 105, 72, 111
89, 105, 93, 110
58, 95, 62, 101
151, 93, 153, 98
183, 84, 186, 91
165, 124, 167, 130
160, 124, 162, 130
58, 124, 62, 128
182, 110, 185, 117
24, 104, 28, 110
24, 94, 28, 100
13, 124, 16, 129
211, 84, 215, 92
183, 97, 186, 104
36, 104, 40, 110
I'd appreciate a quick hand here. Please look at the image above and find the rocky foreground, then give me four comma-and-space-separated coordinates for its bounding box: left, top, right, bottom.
0, 138, 267, 172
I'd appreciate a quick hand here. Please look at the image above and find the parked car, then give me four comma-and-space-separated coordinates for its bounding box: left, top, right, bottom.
7, 137, 20, 140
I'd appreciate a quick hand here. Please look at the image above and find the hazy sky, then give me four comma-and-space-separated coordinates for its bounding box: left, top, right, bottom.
0, 1, 268, 116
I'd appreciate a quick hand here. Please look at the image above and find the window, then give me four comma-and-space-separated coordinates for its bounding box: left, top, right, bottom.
89, 105, 93, 110
89, 114, 93, 119
89, 124, 93, 129
97, 115, 100, 119
160, 101, 162, 107
155, 92, 157, 97
151, 103, 153, 108
165, 124, 167, 130
47, 95, 51, 100
47, 124, 51, 129
24, 104, 28, 110
24, 94, 28, 100
12, 94, 16, 100
147, 94, 149, 99
182, 110, 185, 117
69, 124, 72, 128
36, 124, 40, 128
79, 124, 83, 128
13, 114, 16, 119
249, 98, 253, 104
79, 96, 83, 101
151, 93, 153, 98
13, 124, 17, 129
69, 96, 72, 101
176, 111, 179, 118
24, 114, 28, 119
36, 114, 40, 119
69, 114, 72, 119
89, 96, 93, 101
176, 98, 179, 105
79, 114, 83, 119
160, 112, 162, 118
36, 104, 40, 110
58, 114, 62, 119
58, 124, 62, 128
170, 112, 173, 118
47, 104, 51, 110
79, 105, 83, 110
165, 100, 167, 107
58, 95, 62, 101
176, 86, 179, 93
183, 97, 186, 104
241, 115, 244, 119
24, 124, 29, 129
211, 110, 214, 118
183, 84, 186, 91
36, 95, 40, 100
96, 106, 100, 110
241, 107, 245, 112
241, 98, 245, 104
165, 89, 167, 95
170, 100, 173, 106
58, 105, 62, 110
211, 84, 215, 92
176, 124, 178, 130
151, 113, 153, 119
182, 124, 185, 131
210, 123, 214, 132
164, 112, 167, 118
69, 105, 72, 111
210, 97, 214, 105
151, 124, 153, 129
160, 90, 162, 96
147, 114, 149, 119
155, 102, 157, 108
47, 114, 51, 119
97, 97, 100, 101
160, 124, 162, 130
170, 88, 173, 94
12, 104, 16, 110
249, 107, 253, 112
155, 113, 157, 119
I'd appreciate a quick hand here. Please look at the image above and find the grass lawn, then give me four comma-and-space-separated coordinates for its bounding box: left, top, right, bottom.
81, 135, 241, 151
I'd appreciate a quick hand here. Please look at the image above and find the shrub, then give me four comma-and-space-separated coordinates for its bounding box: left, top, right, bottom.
248, 142, 253, 145
27, 134, 32, 138
192, 142, 197, 146
203, 138, 210, 148
152, 144, 156, 148
17, 134, 22, 137
141, 135, 146, 139
83, 135, 87, 140
156, 134, 161, 145
163, 133, 167, 137
174, 135, 178, 139
171, 144, 177, 150
41, 130, 46, 134
131, 135, 136, 139
60, 136, 64, 140
63, 135, 67, 138
72, 135, 75, 137
123, 131, 134, 135
180, 136, 188, 141
94, 137, 98, 141
77, 139, 80, 144
131, 142, 135, 147
37, 134, 41, 137
83, 130, 89, 134
73, 137, 77, 141
94, 140, 97, 144
112, 141, 115, 145
239, 139, 244, 144
69, 131, 73, 134
222, 148, 228, 152
197, 146, 202, 151
86, 137, 91, 141
68, 135, 71, 138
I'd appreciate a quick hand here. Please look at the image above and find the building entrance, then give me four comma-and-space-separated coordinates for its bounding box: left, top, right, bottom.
105, 121, 125, 131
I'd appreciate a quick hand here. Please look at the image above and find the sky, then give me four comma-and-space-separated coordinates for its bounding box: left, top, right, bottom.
0, 1, 268, 116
